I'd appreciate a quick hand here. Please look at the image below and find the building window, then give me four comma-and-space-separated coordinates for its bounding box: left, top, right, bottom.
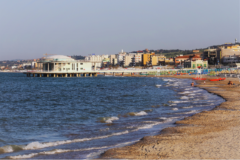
63, 68, 65, 70
68, 63, 70, 65
80, 68, 83, 70
80, 63, 83, 65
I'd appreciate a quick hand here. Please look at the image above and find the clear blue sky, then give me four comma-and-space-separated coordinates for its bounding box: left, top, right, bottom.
0, 0, 239, 60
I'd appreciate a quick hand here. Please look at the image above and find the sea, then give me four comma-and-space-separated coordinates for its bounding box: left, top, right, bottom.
0, 73, 224, 159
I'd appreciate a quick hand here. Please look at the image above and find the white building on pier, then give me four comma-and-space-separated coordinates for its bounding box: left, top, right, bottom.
39, 55, 92, 72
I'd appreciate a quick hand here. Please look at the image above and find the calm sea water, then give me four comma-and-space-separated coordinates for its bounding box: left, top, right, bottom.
0, 73, 224, 159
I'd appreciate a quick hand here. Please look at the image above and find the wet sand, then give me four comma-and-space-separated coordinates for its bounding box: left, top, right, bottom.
101, 75, 240, 159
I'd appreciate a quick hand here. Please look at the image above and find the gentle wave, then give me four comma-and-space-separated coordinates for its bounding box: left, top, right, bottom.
178, 91, 192, 94
105, 117, 119, 123
162, 79, 175, 82
128, 111, 148, 116
180, 96, 189, 99
0, 130, 129, 154
132, 117, 181, 132
9, 140, 140, 159
176, 110, 199, 114
182, 106, 193, 109
169, 100, 189, 103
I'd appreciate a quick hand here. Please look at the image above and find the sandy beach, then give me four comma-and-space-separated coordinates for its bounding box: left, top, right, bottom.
101, 75, 240, 159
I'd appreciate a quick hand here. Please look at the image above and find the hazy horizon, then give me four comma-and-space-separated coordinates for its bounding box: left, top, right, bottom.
0, 0, 239, 61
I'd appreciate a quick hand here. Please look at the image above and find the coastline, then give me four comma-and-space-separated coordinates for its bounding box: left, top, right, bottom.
101, 75, 240, 159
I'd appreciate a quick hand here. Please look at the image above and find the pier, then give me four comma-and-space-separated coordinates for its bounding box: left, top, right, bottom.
24, 71, 98, 77
24, 68, 215, 78
23, 69, 164, 78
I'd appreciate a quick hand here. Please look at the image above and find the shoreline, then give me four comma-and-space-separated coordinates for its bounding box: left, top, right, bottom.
101, 75, 240, 159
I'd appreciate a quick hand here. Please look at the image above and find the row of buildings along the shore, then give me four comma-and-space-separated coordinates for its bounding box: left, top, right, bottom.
84, 40, 240, 69
1, 39, 240, 71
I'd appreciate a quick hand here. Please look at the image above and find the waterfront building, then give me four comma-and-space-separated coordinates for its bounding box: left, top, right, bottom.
109, 55, 117, 65
142, 52, 155, 66
123, 55, 134, 67
22, 63, 32, 69
39, 55, 92, 72
85, 54, 108, 68
203, 42, 240, 65
150, 56, 158, 66
184, 60, 208, 69
165, 58, 174, 65
156, 55, 166, 65
112, 58, 118, 65
31, 62, 37, 69
117, 52, 126, 66
132, 53, 143, 66
175, 55, 202, 65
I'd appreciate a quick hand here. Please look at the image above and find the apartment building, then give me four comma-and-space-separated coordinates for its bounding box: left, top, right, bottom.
85, 54, 108, 68
142, 52, 155, 66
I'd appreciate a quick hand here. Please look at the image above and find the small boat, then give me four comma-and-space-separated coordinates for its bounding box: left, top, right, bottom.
192, 77, 206, 80
209, 78, 226, 81
210, 78, 220, 81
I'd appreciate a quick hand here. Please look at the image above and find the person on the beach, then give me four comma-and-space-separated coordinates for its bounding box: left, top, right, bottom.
228, 81, 233, 85
191, 82, 194, 87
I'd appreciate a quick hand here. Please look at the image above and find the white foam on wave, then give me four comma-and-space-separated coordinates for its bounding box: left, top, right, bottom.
188, 93, 196, 96
0, 145, 14, 153
176, 110, 199, 114
193, 90, 202, 93
11, 139, 141, 159
2, 130, 130, 154
180, 96, 189, 100
9, 146, 112, 159
155, 84, 162, 87
162, 79, 175, 82
182, 106, 193, 109
133, 122, 162, 131
135, 111, 147, 116
178, 91, 192, 94
169, 104, 177, 106
171, 100, 189, 103
171, 82, 183, 87
9, 153, 38, 159
158, 116, 182, 122
172, 108, 178, 110
132, 116, 183, 132
86, 140, 140, 158
105, 117, 119, 123
159, 117, 167, 120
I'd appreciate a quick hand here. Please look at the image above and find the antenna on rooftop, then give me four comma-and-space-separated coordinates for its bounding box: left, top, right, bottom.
235, 38, 237, 44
